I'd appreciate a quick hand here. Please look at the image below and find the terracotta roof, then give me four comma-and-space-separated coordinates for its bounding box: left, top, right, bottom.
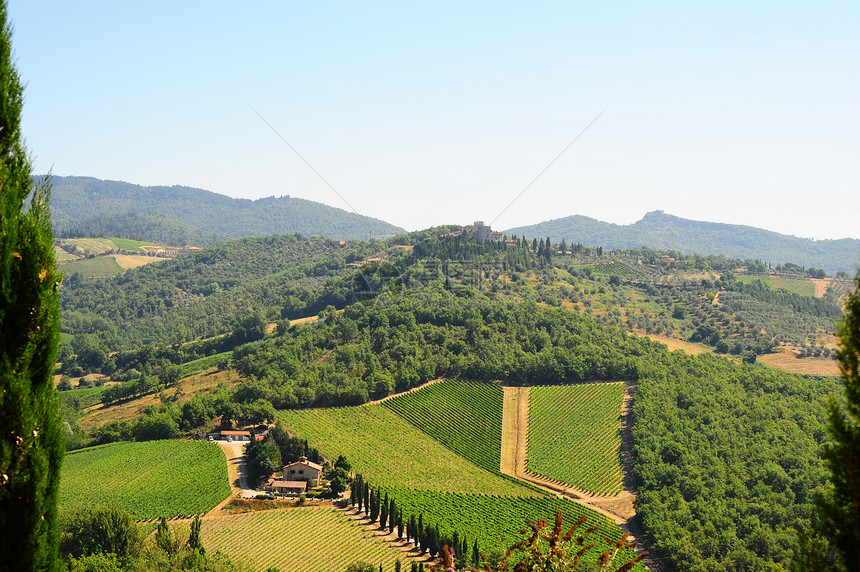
284, 458, 323, 471
271, 480, 306, 489
220, 430, 251, 436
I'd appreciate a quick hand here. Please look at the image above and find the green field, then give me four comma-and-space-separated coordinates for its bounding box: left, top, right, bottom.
176, 352, 230, 378
736, 275, 816, 297
54, 245, 78, 261
378, 489, 643, 568
383, 380, 504, 474
58, 384, 108, 410
279, 404, 534, 496
59, 440, 231, 519
112, 237, 153, 251
528, 382, 626, 496
202, 506, 407, 571
61, 256, 123, 278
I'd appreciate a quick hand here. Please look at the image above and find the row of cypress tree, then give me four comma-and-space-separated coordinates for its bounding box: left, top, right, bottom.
349, 474, 481, 568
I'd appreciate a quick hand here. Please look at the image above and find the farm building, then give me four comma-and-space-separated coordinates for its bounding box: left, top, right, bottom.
266, 480, 307, 495
283, 456, 322, 482
207, 430, 265, 442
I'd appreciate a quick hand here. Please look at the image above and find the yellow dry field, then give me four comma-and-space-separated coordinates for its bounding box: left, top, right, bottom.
758, 350, 840, 377
80, 369, 239, 431
201, 506, 410, 571
111, 254, 163, 270
629, 331, 710, 356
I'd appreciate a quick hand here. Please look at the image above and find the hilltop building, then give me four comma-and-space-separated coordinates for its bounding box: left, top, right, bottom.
471, 221, 504, 243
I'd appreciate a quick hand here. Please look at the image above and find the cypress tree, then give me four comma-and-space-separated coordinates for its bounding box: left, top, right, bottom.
472, 540, 480, 567
411, 563, 417, 572
417, 514, 423, 549
379, 492, 388, 530
395, 560, 401, 572
397, 514, 404, 539
388, 498, 396, 534
188, 515, 204, 554
374, 489, 382, 523
810, 272, 860, 568
363, 482, 370, 515
0, 1, 63, 569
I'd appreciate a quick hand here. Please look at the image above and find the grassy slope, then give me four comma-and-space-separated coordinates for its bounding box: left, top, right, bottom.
383, 380, 504, 474
736, 275, 816, 297
59, 440, 231, 519
279, 404, 534, 496
60, 256, 124, 278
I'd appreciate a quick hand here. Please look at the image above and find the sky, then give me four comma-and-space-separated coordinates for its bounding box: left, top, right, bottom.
9, 1, 860, 239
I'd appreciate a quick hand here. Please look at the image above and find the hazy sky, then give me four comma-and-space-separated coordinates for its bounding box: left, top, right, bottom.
10, 2, 860, 239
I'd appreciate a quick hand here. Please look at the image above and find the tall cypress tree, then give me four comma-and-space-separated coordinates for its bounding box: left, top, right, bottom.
0, 2, 63, 570
379, 492, 388, 530
806, 272, 860, 569
363, 482, 370, 515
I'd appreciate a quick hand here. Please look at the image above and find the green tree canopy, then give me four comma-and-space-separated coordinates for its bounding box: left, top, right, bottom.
0, 1, 63, 569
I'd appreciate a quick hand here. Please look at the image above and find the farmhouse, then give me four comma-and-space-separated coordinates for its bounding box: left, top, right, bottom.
283, 456, 322, 482
266, 480, 307, 495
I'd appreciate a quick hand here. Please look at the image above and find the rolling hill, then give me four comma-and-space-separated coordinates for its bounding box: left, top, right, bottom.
505, 210, 860, 274
48, 175, 405, 242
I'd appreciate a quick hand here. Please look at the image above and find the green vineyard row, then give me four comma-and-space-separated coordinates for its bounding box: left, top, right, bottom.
528, 382, 626, 496
383, 380, 504, 474
60, 440, 231, 520
279, 404, 533, 497
202, 506, 407, 571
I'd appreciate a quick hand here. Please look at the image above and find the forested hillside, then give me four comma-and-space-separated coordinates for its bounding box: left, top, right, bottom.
48, 175, 405, 241
57, 211, 227, 246
59, 234, 380, 352
506, 210, 860, 274
54, 225, 855, 571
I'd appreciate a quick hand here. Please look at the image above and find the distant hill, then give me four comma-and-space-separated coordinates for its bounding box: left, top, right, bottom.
506, 210, 860, 274
48, 176, 405, 242
58, 211, 227, 247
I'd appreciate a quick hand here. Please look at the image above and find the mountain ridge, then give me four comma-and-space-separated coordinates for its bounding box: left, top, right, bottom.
505, 210, 860, 274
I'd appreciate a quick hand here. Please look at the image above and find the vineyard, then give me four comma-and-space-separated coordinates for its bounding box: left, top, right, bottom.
736, 275, 816, 297
383, 380, 504, 474
378, 489, 643, 569
60, 256, 124, 278
201, 506, 407, 571
279, 405, 533, 496
528, 382, 626, 496
59, 440, 231, 519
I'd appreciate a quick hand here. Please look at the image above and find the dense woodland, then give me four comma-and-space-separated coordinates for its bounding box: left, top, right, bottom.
57, 211, 228, 247
48, 175, 404, 242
